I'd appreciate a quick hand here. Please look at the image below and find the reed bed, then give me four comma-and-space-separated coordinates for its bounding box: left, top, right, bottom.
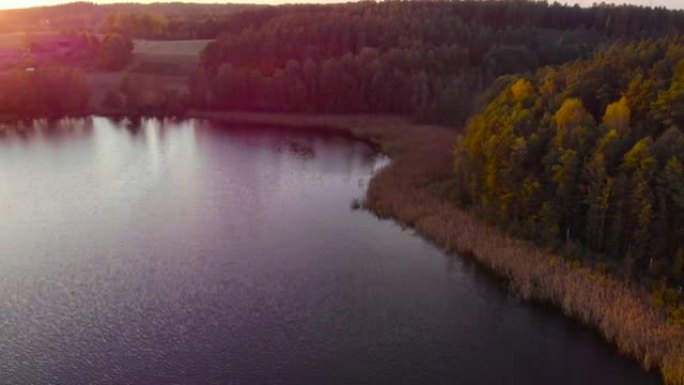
194, 111, 684, 384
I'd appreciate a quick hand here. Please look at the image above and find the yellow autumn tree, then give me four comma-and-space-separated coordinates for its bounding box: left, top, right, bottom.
555, 98, 594, 130
554, 98, 595, 150
510, 78, 535, 101
603, 96, 631, 136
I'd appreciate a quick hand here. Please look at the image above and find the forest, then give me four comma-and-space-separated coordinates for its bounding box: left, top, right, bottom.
190, 1, 684, 292
196, 0, 684, 124
453, 37, 684, 289
0, 67, 89, 119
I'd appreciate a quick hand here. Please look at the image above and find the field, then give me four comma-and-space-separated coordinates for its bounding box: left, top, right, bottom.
130, 39, 210, 75
133, 39, 211, 57
87, 39, 211, 108
0, 32, 25, 49
0, 32, 60, 69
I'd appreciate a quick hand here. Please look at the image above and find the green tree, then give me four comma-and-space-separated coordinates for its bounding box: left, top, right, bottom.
583, 151, 614, 251
98, 33, 133, 71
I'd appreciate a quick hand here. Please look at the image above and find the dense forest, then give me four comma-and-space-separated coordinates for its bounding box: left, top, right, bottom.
196, 1, 684, 124
452, 37, 684, 289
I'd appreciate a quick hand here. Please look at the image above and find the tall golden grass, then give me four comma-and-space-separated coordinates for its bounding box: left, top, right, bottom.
192, 111, 684, 384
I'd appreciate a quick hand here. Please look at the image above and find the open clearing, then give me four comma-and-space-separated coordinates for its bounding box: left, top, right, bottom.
131, 39, 210, 73
128, 39, 210, 77
133, 39, 211, 57
88, 39, 211, 108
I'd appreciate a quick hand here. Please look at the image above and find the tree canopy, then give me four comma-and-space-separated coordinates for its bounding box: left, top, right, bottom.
453, 37, 684, 286
0, 67, 89, 119
196, 0, 684, 124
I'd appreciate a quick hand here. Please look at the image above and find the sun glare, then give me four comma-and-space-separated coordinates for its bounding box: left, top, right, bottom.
1, 0, 683, 11
0, 1, 63, 10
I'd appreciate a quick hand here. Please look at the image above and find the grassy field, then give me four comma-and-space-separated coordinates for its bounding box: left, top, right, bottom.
0, 32, 25, 49
190, 111, 684, 385
133, 39, 211, 57
131, 39, 209, 75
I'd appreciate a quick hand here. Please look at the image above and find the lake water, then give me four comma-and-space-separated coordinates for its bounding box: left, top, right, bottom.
0, 117, 660, 385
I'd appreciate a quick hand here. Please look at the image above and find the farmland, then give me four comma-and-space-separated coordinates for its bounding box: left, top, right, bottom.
87, 38, 210, 108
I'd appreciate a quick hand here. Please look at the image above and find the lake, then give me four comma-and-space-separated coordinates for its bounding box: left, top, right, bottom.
0, 117, 660, 385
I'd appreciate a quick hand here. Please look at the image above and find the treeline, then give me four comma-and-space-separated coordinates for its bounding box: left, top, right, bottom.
452, 37, 684, 288
100, 11, 230, 39
0, 2, 259, 37
0, 67, 89, 119
95, 2, 259, 39
193, 47, 483, 123
101, 12, 170, 39
103, 73, 187, 116
196, 0, 684, 124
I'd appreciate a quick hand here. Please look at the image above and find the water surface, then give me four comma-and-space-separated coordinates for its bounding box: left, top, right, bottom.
0, 117, 660, 384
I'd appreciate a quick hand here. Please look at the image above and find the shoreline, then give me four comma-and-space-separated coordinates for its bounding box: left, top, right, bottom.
190, 111, 684, 385
1, 110, 682, 383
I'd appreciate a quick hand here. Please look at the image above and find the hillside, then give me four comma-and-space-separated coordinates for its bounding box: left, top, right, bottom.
195, 0, 684, 124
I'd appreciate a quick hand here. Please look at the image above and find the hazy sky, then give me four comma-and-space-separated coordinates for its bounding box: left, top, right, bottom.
1, 0, 683, 11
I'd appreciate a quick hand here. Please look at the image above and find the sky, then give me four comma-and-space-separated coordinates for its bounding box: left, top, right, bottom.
0, 0, 682, 10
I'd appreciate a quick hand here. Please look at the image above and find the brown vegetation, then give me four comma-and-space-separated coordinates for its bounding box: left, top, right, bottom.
192, 111, 684, 385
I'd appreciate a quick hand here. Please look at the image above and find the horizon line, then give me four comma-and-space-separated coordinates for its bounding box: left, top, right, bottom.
0, 0, 682, 12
